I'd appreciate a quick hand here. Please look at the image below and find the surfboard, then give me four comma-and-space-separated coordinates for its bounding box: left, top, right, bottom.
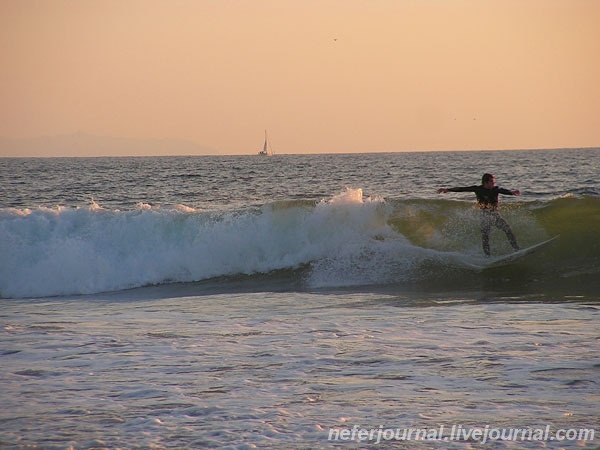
452, 236, 559, 270
481, 235, 560, 269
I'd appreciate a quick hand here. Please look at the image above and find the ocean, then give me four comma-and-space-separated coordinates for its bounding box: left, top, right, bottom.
1, 149, 599, 448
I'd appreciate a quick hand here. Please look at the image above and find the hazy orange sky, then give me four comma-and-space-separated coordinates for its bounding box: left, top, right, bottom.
1, 0, 599, 155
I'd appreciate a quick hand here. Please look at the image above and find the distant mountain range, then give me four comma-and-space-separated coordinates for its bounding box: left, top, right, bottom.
0, 133, 218, 157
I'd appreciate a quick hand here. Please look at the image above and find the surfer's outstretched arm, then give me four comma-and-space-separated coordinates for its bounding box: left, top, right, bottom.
438, 186, 477, 194
498, 188, 521, 196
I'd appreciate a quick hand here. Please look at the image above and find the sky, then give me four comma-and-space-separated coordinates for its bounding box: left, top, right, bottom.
1, 0, 599, 156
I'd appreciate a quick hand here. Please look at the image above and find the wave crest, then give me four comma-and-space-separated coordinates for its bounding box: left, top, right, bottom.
1, 192, 598, 298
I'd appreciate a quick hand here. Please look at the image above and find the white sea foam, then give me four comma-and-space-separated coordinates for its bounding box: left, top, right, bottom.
0, 189, 401, 298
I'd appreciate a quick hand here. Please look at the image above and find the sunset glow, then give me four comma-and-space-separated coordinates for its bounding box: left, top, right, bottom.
1, 0, 599, 155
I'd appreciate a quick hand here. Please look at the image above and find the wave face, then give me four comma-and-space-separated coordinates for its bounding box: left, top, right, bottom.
1, 190, 599, 298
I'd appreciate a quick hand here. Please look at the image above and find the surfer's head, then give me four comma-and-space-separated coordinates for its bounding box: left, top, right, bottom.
482, 173, 495, 188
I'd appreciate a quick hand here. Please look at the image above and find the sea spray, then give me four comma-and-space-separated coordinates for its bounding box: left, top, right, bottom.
1, 189, 395, 298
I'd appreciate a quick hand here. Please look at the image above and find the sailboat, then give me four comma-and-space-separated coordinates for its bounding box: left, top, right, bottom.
257, 130, 273, 156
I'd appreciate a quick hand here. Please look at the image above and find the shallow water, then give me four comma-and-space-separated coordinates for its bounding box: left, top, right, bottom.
1, 291, 599, 448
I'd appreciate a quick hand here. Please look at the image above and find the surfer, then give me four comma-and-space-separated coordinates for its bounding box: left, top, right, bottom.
438, 173, 520, 256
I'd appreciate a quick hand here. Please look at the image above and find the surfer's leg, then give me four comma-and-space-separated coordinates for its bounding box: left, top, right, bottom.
495, 215, 519, 251
480, 214, 492, 256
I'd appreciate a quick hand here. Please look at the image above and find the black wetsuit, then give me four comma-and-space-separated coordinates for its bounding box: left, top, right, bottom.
447, 185, 515, 210
447, 185, 519, 256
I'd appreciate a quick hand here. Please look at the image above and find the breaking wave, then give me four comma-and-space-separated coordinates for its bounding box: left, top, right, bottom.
1, 190, 598, 298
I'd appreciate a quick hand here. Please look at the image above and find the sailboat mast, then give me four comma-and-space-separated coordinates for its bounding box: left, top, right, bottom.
263, 130, 268, 154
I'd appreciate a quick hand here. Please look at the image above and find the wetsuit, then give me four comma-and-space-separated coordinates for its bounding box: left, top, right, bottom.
447, 185, 519, 256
